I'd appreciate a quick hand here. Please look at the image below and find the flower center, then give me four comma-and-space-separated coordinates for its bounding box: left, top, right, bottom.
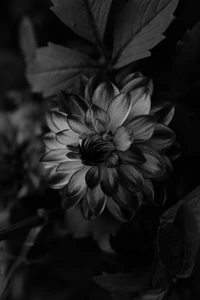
79, 134, 114, 166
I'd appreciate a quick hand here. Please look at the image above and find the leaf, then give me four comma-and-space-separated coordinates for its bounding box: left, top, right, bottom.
182, 186, 200, 234
26, 42, 100, 97
136, 289, 167, 300
158, 203, 199, 278
51, 0, 112, 55
112, 0, 179, 69
93, 269, 149, 293
19, 17, 37, 62
176, 21, 200, 92
161, 185, 200, 232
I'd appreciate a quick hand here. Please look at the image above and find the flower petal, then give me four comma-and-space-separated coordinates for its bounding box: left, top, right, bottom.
81, 197, 93, 220
126, 88, 151, 121
163, 155, 173, 177
46, 111, 58, 132
137, 145, 165, 179
107, 93, 132, 133
105, 151, 120, 168
113, 126, 133, 151
66, 152, 81, 159
118, 165, 144, 193
67, 114, 88, 134
167, 141, 181, 161
144, 123, 175, 153
58, 91, 89, 116
56, 129, 79, 145
46, 166, 70, 189
51, 110, 69, 131
150, 102, 175, 125
94, 119, 107, 134
74, 75, 89, 98
92, 81, 119, 111
117, 71, 142, 90
43, 132, 65, 149
121, 76, 152, 94
85, 166, 101, 189
117, 146, 146, 165
64, 166, 90, 209
86, 185, 106, 216
106, 198, 127, 222
112, 184, 141, 210
85, 73, 103, 104
125, 115, 157, 142
143, 179, 154, 203
85, 105, 110, 130
57, 160, 83, 172
40, 149, 69, 164
100, 167, 119, 196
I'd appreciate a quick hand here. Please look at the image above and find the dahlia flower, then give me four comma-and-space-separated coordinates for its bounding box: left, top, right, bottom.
41, 73, 176, 221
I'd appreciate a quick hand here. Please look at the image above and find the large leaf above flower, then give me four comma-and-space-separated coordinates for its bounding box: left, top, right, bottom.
51, 0, 112, 58
26, 43, 100, 97
112, 0, 179, 69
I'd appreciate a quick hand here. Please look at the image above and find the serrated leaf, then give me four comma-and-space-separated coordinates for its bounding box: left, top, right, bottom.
93, 269, 149, 293
176, 21, 200, 91
19, 17, 37, 62
26, 42, 99, 97
158, 203, 199, 278
51, 0, 112, 54
112, 0, 179, 69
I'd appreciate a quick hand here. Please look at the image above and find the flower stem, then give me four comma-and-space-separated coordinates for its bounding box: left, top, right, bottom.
0, 208, 63, 242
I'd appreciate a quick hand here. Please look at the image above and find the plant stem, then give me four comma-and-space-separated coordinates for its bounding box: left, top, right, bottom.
0, 208, 63, 242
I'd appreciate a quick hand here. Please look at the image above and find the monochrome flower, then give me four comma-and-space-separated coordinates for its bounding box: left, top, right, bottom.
41, 73, 176, 221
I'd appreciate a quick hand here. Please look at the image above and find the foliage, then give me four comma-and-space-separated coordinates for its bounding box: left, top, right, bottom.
1, 0, 200, 299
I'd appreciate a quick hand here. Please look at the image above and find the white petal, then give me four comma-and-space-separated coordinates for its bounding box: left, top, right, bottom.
66, 166, 91, 198
46, 166, 70, 189
46, 111, 58, 132
67, 114, 88, 134
85, 105, 109, 130
92, 81, 119, 111
56, 129, 79, 145
51, 110, 69, 131
125, 115, 157, 142
121, 76, 147, 93
113, 126, 133, 151
107, 93, 132, 133
126, 88, 151, 121
43, 132, 65, 149
57, 160, 83, 172
40, 149, 69, 164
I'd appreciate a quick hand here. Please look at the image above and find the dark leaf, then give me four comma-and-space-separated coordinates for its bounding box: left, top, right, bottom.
136, 289, 167, 300
51, 0, 112, 57
112, 0, 179, 69
176, 21, 200, 93
158, 203, 199, 278
181, 185, 200, 233
26, 42, 99, 97
161, 185, 200, 232
19, 17, 37, 62
111, 291, 131, 300
93, 269, 149, 293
